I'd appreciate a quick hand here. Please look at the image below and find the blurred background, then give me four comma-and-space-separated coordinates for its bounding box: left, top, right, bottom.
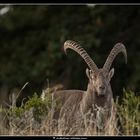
0, 5, 139, 104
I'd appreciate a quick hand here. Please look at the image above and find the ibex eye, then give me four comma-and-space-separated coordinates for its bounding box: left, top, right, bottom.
91, 75, 96, 79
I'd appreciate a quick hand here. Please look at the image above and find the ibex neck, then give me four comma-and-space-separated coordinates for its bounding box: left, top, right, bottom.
80, 87, 113, 116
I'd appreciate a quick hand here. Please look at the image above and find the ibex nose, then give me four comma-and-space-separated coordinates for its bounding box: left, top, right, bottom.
99, 86, 105, 91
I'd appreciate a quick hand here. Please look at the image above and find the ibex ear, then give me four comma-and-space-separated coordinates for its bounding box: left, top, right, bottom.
108, 68, 114, 81
86, 68, 92, 80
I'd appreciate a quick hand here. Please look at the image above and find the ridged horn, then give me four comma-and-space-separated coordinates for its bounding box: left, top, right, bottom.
64, 40, 98, 74
103, 43, 127, 72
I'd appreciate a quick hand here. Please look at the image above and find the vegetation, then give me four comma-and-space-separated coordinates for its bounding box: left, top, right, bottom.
0, 5, 139, 136
0, 89, 138, 135
0, 5, 140, 97
117, 89, 140, 135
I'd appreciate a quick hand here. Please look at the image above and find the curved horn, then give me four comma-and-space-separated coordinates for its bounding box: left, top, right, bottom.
103, 43, 127, 72
64, 40, 98, 74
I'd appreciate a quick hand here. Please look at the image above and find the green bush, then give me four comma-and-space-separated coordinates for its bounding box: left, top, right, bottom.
9, 91, 62, 123
117, 89, 140, 135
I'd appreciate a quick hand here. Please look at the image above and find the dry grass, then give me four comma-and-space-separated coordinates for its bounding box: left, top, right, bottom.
0, 89, 139, 136
6, 108, 117, 136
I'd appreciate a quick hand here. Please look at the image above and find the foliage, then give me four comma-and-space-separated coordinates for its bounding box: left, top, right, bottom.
1, 89, 139, 135
117, 89, 140, 135
0, 5, 140, 135
8, 91, 62, 123
0, 5, 140, 98
10, 93, 46, 117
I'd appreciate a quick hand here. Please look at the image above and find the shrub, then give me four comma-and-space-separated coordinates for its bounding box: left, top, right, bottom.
117, 89, 140, 135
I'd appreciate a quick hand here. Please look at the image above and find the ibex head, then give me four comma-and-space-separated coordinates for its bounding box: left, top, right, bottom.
86, 68, 115, 97
64, 40, 127, 97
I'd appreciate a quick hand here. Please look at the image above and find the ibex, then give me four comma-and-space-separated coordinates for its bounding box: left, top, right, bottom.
44, 40, 127, 134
